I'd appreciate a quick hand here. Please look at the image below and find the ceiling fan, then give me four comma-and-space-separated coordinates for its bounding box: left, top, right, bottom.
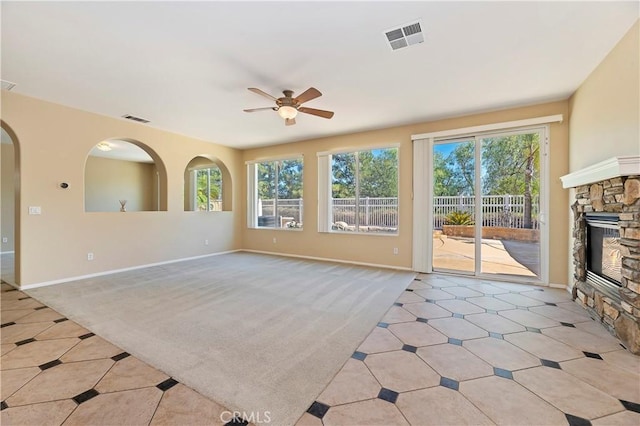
243, 87, 334, 126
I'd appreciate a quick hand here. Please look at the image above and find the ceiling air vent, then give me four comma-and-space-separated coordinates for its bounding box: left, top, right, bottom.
122, 114, 150, 124
384, 21, 424, 51
1, 80, 16, 91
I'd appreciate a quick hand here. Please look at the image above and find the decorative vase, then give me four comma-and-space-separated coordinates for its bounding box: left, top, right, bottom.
119, 200, 127, 212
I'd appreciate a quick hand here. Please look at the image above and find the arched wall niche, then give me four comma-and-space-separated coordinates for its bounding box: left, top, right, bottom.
183, 155, 232, 212
84, 138, 168, 212
0, 120, 21, 286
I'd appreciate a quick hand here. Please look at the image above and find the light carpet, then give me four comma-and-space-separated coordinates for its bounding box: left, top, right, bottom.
27, 252, 415, 425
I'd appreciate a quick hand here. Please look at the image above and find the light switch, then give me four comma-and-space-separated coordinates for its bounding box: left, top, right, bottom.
28, 206, 42, 215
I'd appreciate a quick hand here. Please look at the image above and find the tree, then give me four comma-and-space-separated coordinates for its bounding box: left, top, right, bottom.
359, 148, 398, 197
332, 153, 356, 198
482, 133, 539, 228
277, 159, 303, 199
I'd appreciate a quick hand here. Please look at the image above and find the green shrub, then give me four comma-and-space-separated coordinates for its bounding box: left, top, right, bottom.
445, 210, 474, 225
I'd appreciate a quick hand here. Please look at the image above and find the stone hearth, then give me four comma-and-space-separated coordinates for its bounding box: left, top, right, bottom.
569, 174, 640, 354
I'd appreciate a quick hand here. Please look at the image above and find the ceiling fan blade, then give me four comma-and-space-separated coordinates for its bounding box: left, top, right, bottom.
243, 107, 276, 112
248, 87, 277, 101
285, 117, 296, 126
298, 107, 334, 119
295, 87, 322, 105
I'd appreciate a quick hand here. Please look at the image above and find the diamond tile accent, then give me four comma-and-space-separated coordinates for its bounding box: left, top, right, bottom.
377, 388, 399, 403
111, 352, 130, 362
307, 401, 330, 419
1, 401, 7, 410
561, 322, 576, 328
53, 318, 68, 323
439, 376, 459, 391
416, 317, 428, 323
489, 332, 503, 339
73, 388, 100, 404
583, 352, 603, 360
79, 333, 95, 340
448, 338, 463, 346
1, 322, 16, 328
527, 327, 542, 333
377, 322, 389, 328
38, 359, 62, 370
620, 400, 640, 413
402, 344, 417, 353
565, 413, 593, 426
493, 367, 513, 379
15, 338, 36, 346
541, 359, 562, 369
156, 378, 179, 392
352, 351, 367, 361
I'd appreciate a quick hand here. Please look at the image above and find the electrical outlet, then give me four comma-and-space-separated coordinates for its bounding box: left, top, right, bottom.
87, 252, 94, 261
2, 237, 7, 243
205, 239, 209, 246
28, 206, 41, 215
273, 237, 277, 244
393, 247, 399, 255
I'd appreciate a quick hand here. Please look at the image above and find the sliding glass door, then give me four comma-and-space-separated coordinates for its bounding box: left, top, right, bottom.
431, 128, 544, 281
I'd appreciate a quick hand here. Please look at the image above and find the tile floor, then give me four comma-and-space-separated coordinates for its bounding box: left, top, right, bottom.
298, 274, 640, 426
0, 282, 244, 426
2, 274, 640, 426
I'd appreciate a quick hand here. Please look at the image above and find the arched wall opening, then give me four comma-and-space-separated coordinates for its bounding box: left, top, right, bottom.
1, 121, 20, 286
183, 155, 233, 212
84, 138, 168, 212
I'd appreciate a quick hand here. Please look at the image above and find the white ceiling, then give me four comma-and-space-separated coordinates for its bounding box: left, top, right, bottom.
1, 1, 638, 149
89, 140, 154, 163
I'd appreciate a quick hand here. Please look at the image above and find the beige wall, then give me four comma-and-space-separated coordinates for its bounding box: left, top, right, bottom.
569, 20, 640, 171
1, 92, 244, 286
243, 101, 570, 286
85, 156, 157, 212
567, 20, 639, 286
1, 142, 15, 252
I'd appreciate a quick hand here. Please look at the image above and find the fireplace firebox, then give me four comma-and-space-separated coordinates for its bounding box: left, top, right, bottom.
585, 214, 625, 297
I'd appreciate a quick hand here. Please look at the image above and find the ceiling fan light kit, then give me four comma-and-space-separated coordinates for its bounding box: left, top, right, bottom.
244, 87, 334, 126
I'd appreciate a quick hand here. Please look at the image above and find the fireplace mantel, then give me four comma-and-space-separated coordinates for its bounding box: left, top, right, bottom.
561, 156, 640, 189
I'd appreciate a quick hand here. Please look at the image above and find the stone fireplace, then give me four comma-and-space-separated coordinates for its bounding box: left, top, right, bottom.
561, 156, 640, 354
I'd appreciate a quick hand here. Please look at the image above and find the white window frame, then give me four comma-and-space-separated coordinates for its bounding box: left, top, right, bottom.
190, 165, 223, 212
318, 144, 400, 235
246, 155, 304, 230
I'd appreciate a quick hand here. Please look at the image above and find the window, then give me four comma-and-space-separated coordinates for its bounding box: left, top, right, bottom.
248, 157, 303, 229
320, 147, 398, 233
192, 166, 222, 211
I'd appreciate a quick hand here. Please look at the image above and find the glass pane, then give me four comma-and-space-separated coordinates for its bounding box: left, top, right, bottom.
480, 132, 540, 278
358, 148, 398, 233
432, 140, 475, 273
209, 167, 222, 211
331, 153, 357, 231
196, 169, 209, 211
277, 159, 303, 228
257, 162, 276, 227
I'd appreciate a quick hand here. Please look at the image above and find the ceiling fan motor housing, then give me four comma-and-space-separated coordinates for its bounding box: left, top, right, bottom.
276, 90, 299, 109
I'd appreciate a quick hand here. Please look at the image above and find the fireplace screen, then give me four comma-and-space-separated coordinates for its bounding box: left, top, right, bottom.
586, 215, 623, 286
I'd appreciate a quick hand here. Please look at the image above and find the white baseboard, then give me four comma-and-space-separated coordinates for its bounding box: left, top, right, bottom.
549, 282, 569, 290
241, 249, 414, 272
19, 250, 241, 290
0, 251, 15, 255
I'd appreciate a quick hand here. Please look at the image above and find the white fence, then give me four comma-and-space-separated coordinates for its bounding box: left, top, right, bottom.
433, 194, 539, 230
259, 195, 538, 230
